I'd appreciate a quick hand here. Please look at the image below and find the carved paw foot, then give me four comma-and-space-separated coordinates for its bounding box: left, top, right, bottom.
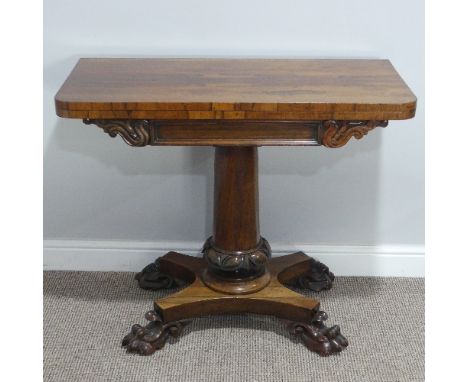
135, 258, 184, 290
294, 256, 335, 292
122, 310, 188, 355
287, 310, 348, 356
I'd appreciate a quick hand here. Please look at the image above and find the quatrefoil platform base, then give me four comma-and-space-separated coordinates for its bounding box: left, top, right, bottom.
123, 251, 348, 357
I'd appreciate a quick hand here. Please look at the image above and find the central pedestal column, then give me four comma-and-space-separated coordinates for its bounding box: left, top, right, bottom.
202, 147, 272, 294
125, 146, 347, 357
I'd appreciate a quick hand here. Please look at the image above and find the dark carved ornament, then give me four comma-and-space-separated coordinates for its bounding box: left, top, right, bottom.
322, 120, 388, 148
292, 256, 335, 292
203, 236, 272, 278
135, 258, 185, 290
84, 119, 152, 146
287, 310, 349, 356
122, 310, 188, 355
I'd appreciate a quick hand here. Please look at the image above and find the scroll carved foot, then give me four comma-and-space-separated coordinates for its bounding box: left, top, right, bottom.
135, 258, 184, 290
294, 257, 335, 292
287, 310, 348, 356
122, 310, 188, 355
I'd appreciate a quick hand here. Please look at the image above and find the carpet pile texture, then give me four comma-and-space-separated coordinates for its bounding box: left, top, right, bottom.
44, 271, 424, 381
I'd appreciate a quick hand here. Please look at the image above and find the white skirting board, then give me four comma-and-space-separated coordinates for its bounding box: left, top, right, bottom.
43, 240, 425, 277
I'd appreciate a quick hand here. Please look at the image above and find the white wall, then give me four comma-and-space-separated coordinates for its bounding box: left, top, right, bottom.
44, 0, 424, 274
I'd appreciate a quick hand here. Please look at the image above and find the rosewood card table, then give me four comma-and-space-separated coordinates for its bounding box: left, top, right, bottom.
55, 58, 416, 357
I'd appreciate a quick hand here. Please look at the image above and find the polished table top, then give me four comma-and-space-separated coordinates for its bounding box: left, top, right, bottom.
55, 58, 416, 121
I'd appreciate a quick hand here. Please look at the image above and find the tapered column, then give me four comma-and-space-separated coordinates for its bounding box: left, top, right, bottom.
202, 147, 271, 288
213, 146, 260, 250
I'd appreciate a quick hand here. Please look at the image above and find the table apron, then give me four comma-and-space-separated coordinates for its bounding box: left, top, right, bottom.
83, 119, 388, 147
85, 119, 322, 146
152, 120, 322, 146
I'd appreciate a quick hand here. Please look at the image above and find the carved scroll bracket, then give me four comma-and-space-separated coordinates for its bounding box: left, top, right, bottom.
322, 120, 388, 148
84, 119, 153, 146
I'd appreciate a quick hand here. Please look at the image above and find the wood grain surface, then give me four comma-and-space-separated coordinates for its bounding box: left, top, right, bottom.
212, 147, 259, 251
55, 58, 416, 120
154, 251, 320, 323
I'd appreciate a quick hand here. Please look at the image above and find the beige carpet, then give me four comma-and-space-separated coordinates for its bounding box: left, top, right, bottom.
44, 271, 424, 382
